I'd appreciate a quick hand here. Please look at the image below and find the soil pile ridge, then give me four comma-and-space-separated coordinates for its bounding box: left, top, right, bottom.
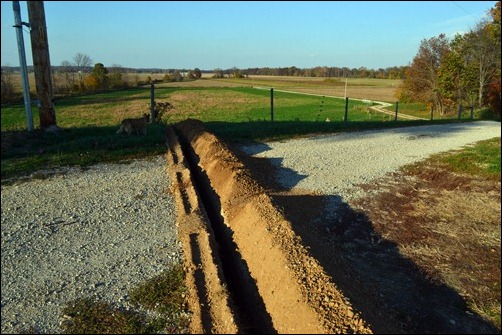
170, 119, 372, 333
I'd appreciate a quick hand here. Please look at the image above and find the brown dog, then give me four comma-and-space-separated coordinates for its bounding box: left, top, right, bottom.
116, 113, 150, 135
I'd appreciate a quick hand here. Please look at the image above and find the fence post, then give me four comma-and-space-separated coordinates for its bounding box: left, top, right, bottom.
150, 82, 155, 124
470, 106, 474, 119
270, 88, 274, 122
430, 106, 434, 120
394, 101, 399, 121
344, 97, 348, 122
457, 103, 462, 120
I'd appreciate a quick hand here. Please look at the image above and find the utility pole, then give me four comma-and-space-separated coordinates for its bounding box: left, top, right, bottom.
27, 1, 57, 130
12, 1, 33, 131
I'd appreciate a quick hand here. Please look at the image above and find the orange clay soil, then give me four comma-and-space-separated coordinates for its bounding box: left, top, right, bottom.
167, 119, 374, 334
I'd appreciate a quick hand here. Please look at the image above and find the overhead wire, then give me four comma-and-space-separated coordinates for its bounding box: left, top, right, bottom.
450, 1, 482, 20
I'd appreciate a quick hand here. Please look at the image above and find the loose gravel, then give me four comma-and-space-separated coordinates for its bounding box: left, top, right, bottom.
241, 121, 501, 202
1, 155, 182, 334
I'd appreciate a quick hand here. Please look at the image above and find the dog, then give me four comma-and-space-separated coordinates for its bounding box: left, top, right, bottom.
116, 113, 150, 135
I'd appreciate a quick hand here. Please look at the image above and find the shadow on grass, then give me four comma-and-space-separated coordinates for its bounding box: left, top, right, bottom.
273, 191, 498, 334
1, 118, 490, 181
1, 123, 169, 180
205, 118, 486, 143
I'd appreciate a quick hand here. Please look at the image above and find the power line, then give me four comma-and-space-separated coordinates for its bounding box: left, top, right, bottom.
450, 1, 480, 20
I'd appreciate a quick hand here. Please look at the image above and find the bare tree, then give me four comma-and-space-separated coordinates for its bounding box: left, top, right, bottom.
1, 68, 16, 102
73, 52, 92, 87
108, 64, 124, 73
60, 60, 75, 93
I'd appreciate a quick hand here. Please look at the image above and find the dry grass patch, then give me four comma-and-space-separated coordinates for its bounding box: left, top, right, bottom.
354, 163, 501, 331
168, 90, 267, 118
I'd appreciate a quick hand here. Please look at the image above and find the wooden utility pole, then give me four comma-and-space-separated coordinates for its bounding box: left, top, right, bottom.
27, 1, 56, 130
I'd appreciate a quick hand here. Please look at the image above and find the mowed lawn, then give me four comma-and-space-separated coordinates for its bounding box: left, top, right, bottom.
1, 87, 386, 131
1, 80, 489, 179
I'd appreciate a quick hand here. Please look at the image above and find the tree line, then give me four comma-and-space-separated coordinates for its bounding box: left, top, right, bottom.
397, 1, 501, 116
211, 65, 408, 80
1, 53, 204, 102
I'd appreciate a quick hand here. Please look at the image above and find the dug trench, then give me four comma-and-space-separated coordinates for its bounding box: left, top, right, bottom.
166, 119, 373, 334
165, 119, 499, 334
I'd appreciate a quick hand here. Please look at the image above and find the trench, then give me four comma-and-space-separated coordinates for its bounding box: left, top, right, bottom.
174, 128, 277, 334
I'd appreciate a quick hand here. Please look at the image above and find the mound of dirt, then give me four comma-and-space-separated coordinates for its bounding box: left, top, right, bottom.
168, 119, 373, 333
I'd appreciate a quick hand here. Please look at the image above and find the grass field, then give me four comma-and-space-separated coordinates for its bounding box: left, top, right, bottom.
1, 77, 496, 179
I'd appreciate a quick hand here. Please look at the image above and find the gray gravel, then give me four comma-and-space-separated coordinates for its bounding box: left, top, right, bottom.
1, 155, 182, 334
241, 121, 501, 202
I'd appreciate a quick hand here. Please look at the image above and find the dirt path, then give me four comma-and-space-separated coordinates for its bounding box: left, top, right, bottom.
254, 86, 427, 120
368, 102, 427, 120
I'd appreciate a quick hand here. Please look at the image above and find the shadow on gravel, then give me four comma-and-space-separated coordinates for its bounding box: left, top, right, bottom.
230, 146, 499, 334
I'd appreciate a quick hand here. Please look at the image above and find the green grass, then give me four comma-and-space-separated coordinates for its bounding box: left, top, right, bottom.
385, 102, 432, 119
438, 137, 501, 180
1, 124, 168, 180
1, 85, 498, 180
60, 264, 189, 334
403, 137, 501, 181
147, 86, 383, 123
129, 263, 187, 316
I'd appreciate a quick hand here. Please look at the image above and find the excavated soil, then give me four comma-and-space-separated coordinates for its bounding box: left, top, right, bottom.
167, 119, 373, 334
166, 119, 500, 334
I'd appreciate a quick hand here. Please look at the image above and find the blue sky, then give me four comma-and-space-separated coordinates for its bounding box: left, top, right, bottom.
1, 1, 497, 70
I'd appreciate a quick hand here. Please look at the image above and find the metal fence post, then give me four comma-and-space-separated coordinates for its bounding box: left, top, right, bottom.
394, 101, 399, 121
344, 97, 348, 122
13, 1, 33, 131
270, 88, 274, 122
150, 82, 155, 124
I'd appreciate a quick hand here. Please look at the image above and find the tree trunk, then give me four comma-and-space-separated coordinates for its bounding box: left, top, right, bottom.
478, 61, 486, 107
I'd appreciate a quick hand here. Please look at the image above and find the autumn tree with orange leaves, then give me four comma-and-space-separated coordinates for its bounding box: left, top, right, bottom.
397, 1, 501, 117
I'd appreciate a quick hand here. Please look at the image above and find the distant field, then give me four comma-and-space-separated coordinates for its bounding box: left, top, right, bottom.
3, 72, 156, 92
4, 72, 400, 103
3, 72, 482, 128
206, 75, 402, 102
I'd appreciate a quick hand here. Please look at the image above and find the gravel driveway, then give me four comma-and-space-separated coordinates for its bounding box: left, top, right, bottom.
1, 155, 182, 334
240, 121, 501, 202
